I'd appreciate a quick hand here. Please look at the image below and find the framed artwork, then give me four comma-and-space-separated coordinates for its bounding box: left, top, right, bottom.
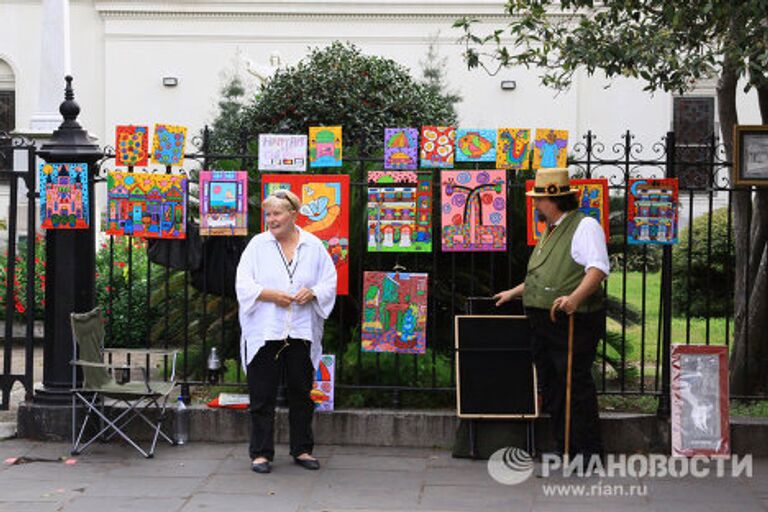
367, 171, 432, 253
151, 124, 187, 166
627, 178, 679, 245
420, 126, 455, 168
532, 128, 568, 169
106, 171, 187, 239
199, 170, 248, 236
115, 125, 149, 167
384, 128, 418, 170
361, 271, 428, 354
262, 174, 350, 294
733, 125, 768, 186
39, 163, 89, 230
309, 126, 342, 167
441, 170, 506, 252
455, 128, 496, 163
671, 345, 729, 457
525, 179, 610, 245
258, 134, 307, 172
497, 128, 531, 169
311, 354, 335, 412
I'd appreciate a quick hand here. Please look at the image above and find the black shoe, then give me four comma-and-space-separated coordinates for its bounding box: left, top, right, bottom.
251, 460, 272, 473
294, 456, 320, 470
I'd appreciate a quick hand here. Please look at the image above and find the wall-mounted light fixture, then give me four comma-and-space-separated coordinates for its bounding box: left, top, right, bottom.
500, 80, 517, 91
162, 76, 179, 87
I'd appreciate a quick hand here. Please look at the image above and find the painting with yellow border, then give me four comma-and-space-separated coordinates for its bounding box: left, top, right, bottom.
497, 128, 531, 169
309, 126, 342, 167
532, 129, 568, 169
151, 124, 187, 166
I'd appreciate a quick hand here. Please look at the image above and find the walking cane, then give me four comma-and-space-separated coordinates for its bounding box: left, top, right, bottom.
550, 304, 575, 463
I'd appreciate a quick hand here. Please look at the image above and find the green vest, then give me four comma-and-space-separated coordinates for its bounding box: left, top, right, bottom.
523, 211, 604, 313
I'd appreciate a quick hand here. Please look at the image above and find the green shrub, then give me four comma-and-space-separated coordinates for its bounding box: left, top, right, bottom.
0, 234, 46, 322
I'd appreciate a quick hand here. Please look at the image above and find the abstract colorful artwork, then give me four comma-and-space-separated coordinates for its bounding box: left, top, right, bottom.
455, 128, 496, 163
533, 129, 568, 169
384, 128, 418, 170
115, 125, 149, 167
309, 126, 342, 167
39, 163, 89, 230
151, 124, 187, 166
420, 126, 455, 168
627, 178, 679, 245
361, 271, 428, 354
525, 179, 610, 245
311, 355, 335, 412
262, 174, 350, 294
441, 170, 506, 252
497, 128, 531, 169
199, 171, 248, 236
258, 134, 307, 172
367, 171, 432, 253
106, 171, 187, 239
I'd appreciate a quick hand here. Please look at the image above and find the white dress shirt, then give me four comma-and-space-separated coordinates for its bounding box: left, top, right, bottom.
236, 226, 337, 370
551, 211, 611, 276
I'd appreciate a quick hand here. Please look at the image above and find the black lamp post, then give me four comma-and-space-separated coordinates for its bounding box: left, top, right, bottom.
35, 76, 103, 404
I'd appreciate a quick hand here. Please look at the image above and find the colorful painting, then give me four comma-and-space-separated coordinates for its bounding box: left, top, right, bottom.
497, 128, 531, 169
106, 171, 187, 239
115, 125, 149, 167
361, 271, 428, 354
39, 163, 89, 230
258, 134, 307, 172
455, 128, 496, 163
262, 174, 350, 294
311, 354, 335, 412
309, 126, 342, 167
151, 124, 187, 166
627, 178, 679, 245
367, 171, 432, 253
441, 170, 506, 252
525, 179, 610, 245
533, 129, 568, 169
384, 128, 418, 170
420, 126, 455, 168
199, 170, 248, 236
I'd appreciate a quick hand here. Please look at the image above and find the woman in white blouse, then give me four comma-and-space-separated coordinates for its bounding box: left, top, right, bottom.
236, 189, 337, 474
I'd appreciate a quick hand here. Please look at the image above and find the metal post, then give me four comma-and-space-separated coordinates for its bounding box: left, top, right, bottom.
657, 131, 675, 418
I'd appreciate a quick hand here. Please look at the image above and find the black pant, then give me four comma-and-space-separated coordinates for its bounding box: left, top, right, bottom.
247, 337, 315, 461
527, 308, 604, 457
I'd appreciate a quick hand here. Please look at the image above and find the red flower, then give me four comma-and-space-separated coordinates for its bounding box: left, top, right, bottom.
117, 261, 126, 268
15, 301, 25, 313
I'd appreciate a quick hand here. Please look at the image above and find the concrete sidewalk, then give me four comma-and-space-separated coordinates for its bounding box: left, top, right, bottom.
0, 440, 766, 512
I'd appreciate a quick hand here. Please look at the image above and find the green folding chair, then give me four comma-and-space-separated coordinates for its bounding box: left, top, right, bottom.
70, 307, 178, 458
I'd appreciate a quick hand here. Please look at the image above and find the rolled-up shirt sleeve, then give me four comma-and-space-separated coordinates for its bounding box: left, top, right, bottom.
310, 246, 337, 319
571, 217, 610, 277
235, 242, 264, 315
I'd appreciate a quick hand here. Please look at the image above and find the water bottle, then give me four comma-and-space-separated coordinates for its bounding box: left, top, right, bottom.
174, 396, 189, 445
207, 347, 221, 385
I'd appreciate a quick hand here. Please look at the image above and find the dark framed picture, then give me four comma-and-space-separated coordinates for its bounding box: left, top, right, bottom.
733, 125, 768, 186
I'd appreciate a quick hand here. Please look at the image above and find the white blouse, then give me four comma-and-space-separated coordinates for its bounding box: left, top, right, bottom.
236, 226, 337, 370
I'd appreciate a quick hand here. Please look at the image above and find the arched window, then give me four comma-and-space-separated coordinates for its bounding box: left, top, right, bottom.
0, 59, 15, 133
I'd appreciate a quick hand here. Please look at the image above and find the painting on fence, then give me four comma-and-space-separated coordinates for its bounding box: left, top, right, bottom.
496, 128, 531, 169
309, 126, 342, 167
532, 129, 568, 169
627, 178, 679, 245
420, 126, 455, 168
39, 163, 89, 230
384, 128, 418, 170
671, 345, 729, 456
115, 125, 149, 167
455, 128, 496, 163
441, 170, 506, 251
258, 134, 307, 172
262, 174, 350, 294
106, 171, 187, 239
199, 171, 248, 236
525, 179, 610, 245
311, 354, 335, 412
367, 171, 432, 253
151, 124, 187, 166
361, 271, 428, 354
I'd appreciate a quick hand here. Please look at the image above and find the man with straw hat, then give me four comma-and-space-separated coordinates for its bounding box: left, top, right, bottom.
494, 167, 609, 463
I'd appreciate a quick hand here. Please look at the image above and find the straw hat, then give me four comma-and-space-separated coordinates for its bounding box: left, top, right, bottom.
525, 168, 578, 197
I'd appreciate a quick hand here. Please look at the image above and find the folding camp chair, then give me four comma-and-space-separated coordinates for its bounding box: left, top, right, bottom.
70, 307, 179, 458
